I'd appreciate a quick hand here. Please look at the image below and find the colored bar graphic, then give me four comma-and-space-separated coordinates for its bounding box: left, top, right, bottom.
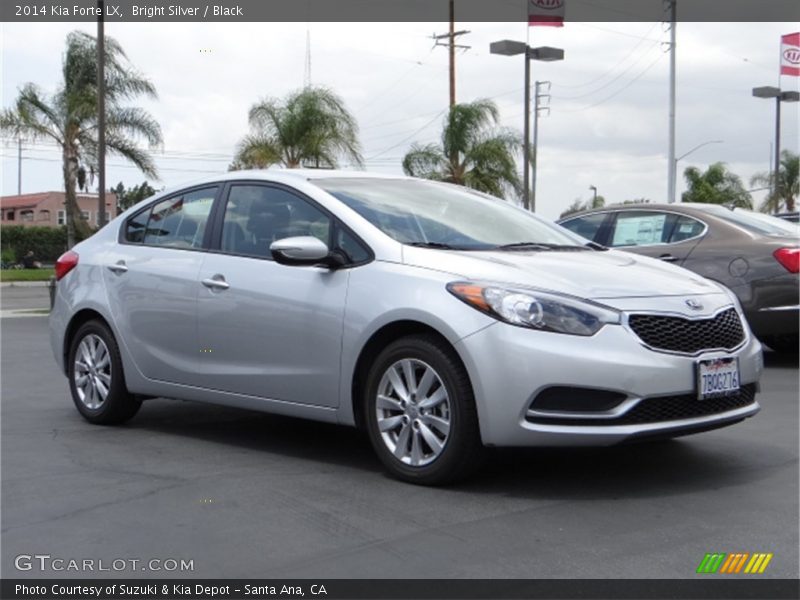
720, 553, 750, 573
744, 553, 774, 574
697, 552, 773, 574
697, 553, 727, 574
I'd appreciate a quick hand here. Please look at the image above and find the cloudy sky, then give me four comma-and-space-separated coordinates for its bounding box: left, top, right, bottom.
1, 20, 798, 219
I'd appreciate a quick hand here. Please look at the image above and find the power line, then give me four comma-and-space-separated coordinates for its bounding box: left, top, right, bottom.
553, 41, 663, 100
365, 109, 446, 161
556, 53, 668, 113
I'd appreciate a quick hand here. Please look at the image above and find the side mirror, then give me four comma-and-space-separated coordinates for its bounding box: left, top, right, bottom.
270, 236, 334, 267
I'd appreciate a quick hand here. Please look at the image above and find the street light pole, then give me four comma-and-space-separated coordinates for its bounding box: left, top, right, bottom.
490, 41, 563, 212
774, 95, 781, 197
523, 53, 531, 211
589, 185, 598, 205
752, 86, 800, 199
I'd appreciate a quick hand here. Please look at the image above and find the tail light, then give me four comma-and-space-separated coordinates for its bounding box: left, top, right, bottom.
774, 247, 800, 274
55, 251, 79, 281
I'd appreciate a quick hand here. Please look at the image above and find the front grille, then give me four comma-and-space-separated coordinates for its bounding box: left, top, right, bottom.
526, 384, 756, 426
628, 308, 745, 354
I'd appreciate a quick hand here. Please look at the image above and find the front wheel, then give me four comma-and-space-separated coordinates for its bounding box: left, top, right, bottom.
68, 320, 141, 425
363, 335, 484, 485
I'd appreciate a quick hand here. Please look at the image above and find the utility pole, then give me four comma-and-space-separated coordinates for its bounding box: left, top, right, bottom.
304, 26, 312, 88
17, 137, 22, 195
432, 0, 470, 108
666, 0, 677, 203
97, 0, 106, 227
449, 0, 455, 107
531, 81, 551, 213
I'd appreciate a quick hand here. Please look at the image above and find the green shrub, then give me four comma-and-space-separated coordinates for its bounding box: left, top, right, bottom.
0, 226, 91, 263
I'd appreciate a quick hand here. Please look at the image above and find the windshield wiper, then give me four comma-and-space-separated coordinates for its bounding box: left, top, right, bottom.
407, 241, 460, 250
585, 241, 609, 251
495, 242, 590, 252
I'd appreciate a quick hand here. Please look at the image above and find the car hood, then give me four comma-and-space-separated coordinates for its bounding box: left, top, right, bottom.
402, 246, 723, 300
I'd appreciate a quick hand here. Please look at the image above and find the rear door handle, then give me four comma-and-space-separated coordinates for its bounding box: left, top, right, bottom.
107, 261, 128, 274
201, 276, 230, 291
659, 254, 679, 263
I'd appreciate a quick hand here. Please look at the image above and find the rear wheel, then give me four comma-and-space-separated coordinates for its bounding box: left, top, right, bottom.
68, 320, 141, 424
364, 334, 484, 485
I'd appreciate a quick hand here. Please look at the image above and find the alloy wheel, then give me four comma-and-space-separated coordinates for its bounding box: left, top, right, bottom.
375, 358, 452, 467
73, 334, 112, 410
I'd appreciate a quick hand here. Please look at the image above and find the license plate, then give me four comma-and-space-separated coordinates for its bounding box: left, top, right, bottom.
697, 357, 740, 400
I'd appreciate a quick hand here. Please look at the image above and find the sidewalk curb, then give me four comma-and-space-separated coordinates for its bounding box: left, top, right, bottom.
1, 281, 51, 288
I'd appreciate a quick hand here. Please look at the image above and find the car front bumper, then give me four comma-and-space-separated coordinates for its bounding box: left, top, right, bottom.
456, 309, 763, 447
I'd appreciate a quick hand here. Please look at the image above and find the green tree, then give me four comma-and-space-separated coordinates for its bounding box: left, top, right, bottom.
750, 150, 799, 214
233, 86, 363, 170
402, 99, 521, 199
1, 32, 162, 248
681, 162, 753, 209
112, 181, 158, 211
559, 195, 606, 220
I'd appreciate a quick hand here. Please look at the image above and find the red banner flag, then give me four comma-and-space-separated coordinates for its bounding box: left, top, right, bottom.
781, 32, 800, 77
529, 0, 565, 27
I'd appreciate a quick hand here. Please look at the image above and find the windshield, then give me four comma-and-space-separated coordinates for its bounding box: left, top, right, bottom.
315, 178, 586, 250
693, 204, 799, 237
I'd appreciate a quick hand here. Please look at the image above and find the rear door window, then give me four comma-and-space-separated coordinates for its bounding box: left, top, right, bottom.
669, 215, 706, 242
609, 212, 677, 247
143, 187, 217, 249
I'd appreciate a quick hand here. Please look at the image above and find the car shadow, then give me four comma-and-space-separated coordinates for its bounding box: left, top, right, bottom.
128, 397, 786, 500
764, 350, 799, 368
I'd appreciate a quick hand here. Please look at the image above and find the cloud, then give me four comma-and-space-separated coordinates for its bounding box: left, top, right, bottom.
2, 21, 797, 218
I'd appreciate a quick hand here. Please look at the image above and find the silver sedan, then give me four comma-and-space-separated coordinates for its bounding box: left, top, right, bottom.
50, 171, 763, 484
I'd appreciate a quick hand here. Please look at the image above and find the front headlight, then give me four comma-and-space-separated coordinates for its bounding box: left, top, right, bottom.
447, 282, 621, 336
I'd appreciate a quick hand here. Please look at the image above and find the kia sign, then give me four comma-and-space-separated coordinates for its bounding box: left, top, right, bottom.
781, 32, 800, 77
529, 0, 565, 27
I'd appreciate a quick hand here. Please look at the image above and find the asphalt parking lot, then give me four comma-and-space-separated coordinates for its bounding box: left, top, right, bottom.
1, 311, 798, 580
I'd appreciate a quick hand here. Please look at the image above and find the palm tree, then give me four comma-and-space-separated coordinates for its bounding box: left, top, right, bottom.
1, 32, 162, 248
234, 86, 363, 170
402, 99, 521, 199
681, 162, 753, 209
750, 150, 799, 213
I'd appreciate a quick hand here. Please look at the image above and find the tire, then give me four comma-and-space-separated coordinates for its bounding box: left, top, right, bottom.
363, 334, 484, 485
762, 334, 799, 354
67, 320, 141, 425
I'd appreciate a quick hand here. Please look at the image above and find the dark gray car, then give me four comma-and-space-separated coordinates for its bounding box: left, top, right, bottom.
559, 203, 799, 352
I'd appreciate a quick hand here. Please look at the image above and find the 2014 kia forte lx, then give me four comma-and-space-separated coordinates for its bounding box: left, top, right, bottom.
50, 170, 763, 484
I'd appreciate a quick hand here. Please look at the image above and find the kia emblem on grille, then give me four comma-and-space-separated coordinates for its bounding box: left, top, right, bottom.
686, 299, 703, 311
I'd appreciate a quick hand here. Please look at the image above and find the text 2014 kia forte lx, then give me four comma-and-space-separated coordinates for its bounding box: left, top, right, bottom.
50, 171, 763, 484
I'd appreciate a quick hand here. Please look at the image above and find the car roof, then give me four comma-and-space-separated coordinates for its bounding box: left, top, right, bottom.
140, 169, 413, 208
179, 168, 409, 188
558, 202, 735, 221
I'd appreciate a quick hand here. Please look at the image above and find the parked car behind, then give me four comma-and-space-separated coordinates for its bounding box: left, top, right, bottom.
51, 173, 763, 484
559, 203, 799, 353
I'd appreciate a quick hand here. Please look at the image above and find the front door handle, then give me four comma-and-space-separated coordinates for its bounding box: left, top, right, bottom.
201, 276, 230, 291
659, 254, 679, 263
107, 261, 128, 274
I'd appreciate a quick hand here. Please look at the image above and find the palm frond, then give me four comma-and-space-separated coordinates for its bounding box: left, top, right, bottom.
402, 143, 446, 180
